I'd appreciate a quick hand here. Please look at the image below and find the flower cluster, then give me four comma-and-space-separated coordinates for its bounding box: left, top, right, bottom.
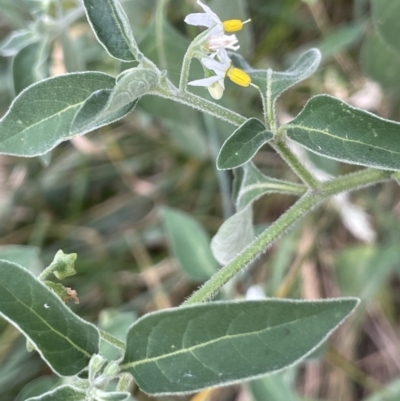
185, 0, 254, 99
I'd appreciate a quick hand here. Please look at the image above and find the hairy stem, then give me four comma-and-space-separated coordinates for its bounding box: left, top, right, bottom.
99, 330, 126, 350
151, 85, 247, 126
271, 139, 321, 189
183, 168, 391, 304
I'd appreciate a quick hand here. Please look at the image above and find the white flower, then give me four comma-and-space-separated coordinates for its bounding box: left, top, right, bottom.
184, 0, 224, 36
207, 34, 239, 51
185, 0, 251, 36
188, 49, 254, 99
188, 50, 230, 99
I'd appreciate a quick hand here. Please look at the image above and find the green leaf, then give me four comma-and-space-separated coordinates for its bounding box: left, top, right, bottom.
360, 32, 400, 92
0, 72, 116, 157
12, 41, 49, 95
0, 29, 37, 57
26, 385, 86, 401
236, 163, 305, 211
70, 90, 138, 136
217, 118, 273, 170
211, 206, 254, 265
107, 68, 159, 111
83, 0, 139, 61
0, 260, 99, 376
372, 0, 400, 55
248, 48, 321, 109
286, 95, 400, 171
120, 298, 359, 395
160, 207, 217, 281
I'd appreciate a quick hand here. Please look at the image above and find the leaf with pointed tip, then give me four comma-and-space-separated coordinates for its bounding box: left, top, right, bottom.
211, 206, 254, 265
0, 72, 116, 157
236, 163, 306, 211
120, 298, 358, 395
71, 67, 159, 135
70, 89, 138, 136
0, 260, 99, 376
83, 0, 139, 61
286, 95, 400, 171
372, 0, 400, 56
217, 118, 273, 170
160, 207, 217, 281
26, 385, 86, 401
247, 48, 321, 107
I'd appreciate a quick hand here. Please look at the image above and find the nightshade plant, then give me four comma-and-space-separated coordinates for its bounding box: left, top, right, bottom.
1, 0, 400, 400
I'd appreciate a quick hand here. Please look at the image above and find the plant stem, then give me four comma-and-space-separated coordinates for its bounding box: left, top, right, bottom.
271, 139, 321, 189
151, 86, 247, 126
183, 168, 392, 304
99, 330, 126, 350
179, 45, 194, 92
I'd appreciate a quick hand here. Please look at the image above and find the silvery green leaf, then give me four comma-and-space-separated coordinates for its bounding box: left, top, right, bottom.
211, 206, 254, 265
217, 118, 273, 170
0, 260, 99, 376
121, 298, 358, 395
160, 207, 217, 281
83, 0, 139, 61
71, 67, 158, 135
286, 95, 400, 171
107, 68, 159, 111
248, 48, 321, 109
236, 163, 306, 211
70, 90, 138, 136
0, 29, 37, 57
0, 72, 116, 157
25, 385, 86, 401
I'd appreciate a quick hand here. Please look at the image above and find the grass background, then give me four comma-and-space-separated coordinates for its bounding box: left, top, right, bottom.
0, 0, 399, 400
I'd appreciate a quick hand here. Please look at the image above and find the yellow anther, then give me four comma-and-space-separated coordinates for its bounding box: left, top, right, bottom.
222, 18, 251, 32
226, 67, 252, 87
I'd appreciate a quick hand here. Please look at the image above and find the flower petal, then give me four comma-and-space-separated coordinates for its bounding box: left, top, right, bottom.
196, 0, 219, 21
184, 13, 215, 27
201, 57, 226, 75
188, 76, 221, 87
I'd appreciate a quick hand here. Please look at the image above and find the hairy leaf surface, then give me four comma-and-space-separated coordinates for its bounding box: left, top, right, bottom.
286, 95, 400, 170
0, 72, 116, 156
83, 0, 139, 61
0, 260, 99, 376
26, 385, 85, 401
121, 299, 358, 395
217, 118, 273, 170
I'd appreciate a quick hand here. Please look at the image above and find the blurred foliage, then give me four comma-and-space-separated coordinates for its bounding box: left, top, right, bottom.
0, 0, 399, 400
